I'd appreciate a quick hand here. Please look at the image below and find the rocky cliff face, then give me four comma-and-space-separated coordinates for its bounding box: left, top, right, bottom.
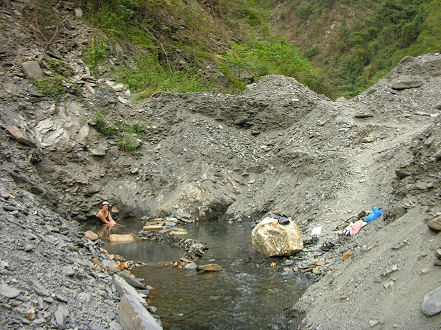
1, 1, 440, 328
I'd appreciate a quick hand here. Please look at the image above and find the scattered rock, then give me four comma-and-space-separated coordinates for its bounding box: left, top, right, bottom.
342, 251, 353, 261
54, 304, 69, 329
354, 112, 374, 119
84, 230, 99, 241
118, 272, 145, 289
427, 215, 441, 231
382, 264, 399, 277
21, 61, 43, 80
6, 126, 37, 147
369, 319, 380, 327
391, 80, 422, 90
421, 286, 441, 316
29, 279, 49, 297
0, 283, 21, 298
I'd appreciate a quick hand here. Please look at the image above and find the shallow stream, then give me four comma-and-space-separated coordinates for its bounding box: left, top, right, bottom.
91, 219, 307, 329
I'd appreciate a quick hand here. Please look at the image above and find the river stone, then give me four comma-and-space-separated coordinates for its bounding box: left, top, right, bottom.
197, 264, 222, 272
427, 215, 441, 231
119, 294, 162, 330
0, 283, 21, 298
391, 80, 422, 90
84, 230, 99, 240
112, 275, 147, 307
422, 286, 441, 316
22, 61, 43, 80
184, 262, 198, 270
142, 225, 164, 231
118, 272, 145, 289
251, 217, 303, 257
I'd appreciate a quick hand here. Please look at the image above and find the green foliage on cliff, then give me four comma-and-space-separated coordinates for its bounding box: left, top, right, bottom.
80, 0, 440, 99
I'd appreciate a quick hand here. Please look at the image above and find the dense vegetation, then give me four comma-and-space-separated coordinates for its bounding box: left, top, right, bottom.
32, 0, 441, 99
272, 0, 441, 98
79, 0, 320, 98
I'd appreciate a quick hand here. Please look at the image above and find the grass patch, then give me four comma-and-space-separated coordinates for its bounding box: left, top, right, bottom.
32, 76, 66, 100
115, 52, 211, 98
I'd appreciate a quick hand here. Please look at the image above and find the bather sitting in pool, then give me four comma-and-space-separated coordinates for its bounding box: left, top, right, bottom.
96, 201, 117, 225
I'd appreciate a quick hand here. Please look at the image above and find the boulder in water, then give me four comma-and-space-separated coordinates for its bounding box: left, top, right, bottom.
252, 217, 303, 257
108, 233, 135, 243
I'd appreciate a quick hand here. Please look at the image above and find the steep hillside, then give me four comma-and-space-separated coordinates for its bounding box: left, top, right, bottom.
269, 0, 441, 98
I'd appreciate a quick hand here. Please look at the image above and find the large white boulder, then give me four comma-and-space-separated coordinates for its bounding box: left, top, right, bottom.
251, 217, 303, 257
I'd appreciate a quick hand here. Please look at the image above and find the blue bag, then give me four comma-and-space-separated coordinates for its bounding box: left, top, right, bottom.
364, 207, 384, 223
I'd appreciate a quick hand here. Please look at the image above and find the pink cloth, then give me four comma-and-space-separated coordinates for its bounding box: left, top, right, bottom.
347, 220, 366, 235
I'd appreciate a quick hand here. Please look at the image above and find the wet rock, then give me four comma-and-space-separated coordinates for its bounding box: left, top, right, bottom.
422, 286, 441, 316
252, 217, 303, 257
21, 61, 43, 80
391, 80, 422, 90
112, 275, 147, 307
118, 272, 145, 289
198, 264, 222, 272
0, 283, 21, 298
108, 233, 135, 243
184, 262, 198, 270
119, 294, 162, 330
142, 225, 164, 231
84, 230, 99, 240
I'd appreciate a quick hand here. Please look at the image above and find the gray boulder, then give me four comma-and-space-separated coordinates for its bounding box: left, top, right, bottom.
119, 294, 162, 330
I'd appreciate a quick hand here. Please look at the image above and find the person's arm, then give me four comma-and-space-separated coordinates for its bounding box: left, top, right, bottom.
108, 212, 117, 224
96, 211, 110, 224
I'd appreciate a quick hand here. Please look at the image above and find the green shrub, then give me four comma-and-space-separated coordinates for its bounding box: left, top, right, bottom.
91, 112, 117, 135
218, 39, 318, 90
82, 34, 109, 74
32, 76, 66, 100
117, 133, 139, 151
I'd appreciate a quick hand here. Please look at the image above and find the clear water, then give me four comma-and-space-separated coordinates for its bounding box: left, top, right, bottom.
93, 219, 307, 329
